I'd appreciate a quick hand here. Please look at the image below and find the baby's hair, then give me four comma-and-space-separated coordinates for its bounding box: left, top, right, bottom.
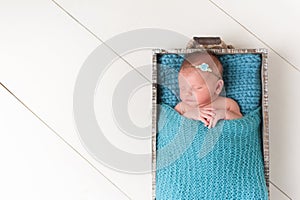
179, 51, 223, 78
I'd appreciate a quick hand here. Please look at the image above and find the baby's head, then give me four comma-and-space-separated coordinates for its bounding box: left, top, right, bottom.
178, 51, 224, 107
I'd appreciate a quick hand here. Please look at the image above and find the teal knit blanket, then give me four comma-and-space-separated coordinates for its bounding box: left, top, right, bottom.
156, 103, 268, 200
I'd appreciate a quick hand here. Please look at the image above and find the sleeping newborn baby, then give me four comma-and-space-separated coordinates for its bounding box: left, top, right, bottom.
175, 51, 243, 128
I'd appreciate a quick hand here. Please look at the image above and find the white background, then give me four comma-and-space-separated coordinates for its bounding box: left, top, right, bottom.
0, 0, 299, 199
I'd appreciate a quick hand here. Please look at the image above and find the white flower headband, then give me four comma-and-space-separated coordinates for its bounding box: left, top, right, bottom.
193, 63, 222, 79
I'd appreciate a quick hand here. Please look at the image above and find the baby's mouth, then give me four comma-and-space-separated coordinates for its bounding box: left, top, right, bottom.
184, 99, 193, 102
184, 99, 197, 104
184, 98, 195, 102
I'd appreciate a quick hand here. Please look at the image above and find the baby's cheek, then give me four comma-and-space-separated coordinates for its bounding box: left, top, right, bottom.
197, 91, 205, 97
197, 91, 209, 100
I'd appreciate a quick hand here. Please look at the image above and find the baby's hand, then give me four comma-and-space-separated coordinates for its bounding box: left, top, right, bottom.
207, 109, 226, 129
182, 107, 216, 126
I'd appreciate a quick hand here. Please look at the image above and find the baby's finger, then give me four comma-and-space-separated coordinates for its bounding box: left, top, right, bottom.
200, 114, 214, 121
201, 110, 216, 116
211, 118, 218, 128
199, 117, 209, 126
211, 120, 217, 128
207, 118, 212, 129
202, 107, 216, 111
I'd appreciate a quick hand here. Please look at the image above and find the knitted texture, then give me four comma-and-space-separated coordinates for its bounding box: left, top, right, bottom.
156, 103, 268, 200
157, 54, 184, 108
157, 54, 262, 115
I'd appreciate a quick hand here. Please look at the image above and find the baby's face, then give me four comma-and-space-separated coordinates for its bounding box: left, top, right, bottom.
178, 68, 219, 107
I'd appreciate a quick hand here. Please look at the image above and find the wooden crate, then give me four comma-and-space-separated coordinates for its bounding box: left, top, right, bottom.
151, 37, 269, 199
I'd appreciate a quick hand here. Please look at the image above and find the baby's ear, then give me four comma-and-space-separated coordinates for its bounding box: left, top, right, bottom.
215, 79, 224, 95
